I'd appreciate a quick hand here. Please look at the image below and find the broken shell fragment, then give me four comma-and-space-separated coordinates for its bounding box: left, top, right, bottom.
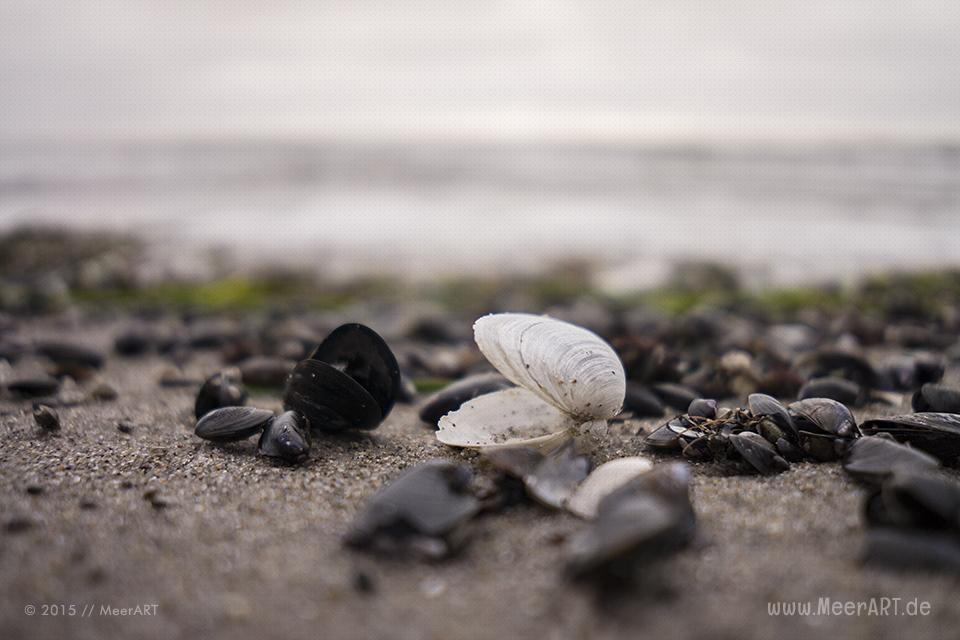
567, 457, 654, 519
344, 460, 479, 560
523, 442, 591, 510
418, 373, 513, 427
258, 411, 311, 463
194, 406, 274, 442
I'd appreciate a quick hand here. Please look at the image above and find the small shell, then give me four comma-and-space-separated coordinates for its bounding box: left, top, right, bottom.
473, 313, 625, 421
567, 457, 654, 519
437, 387, 576, 451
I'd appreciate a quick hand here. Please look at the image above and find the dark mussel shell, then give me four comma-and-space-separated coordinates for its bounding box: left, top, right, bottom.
729, 431, 789, 476
5, 375, 61, 398
195, 406, 274, 442
862, 528, 960, 573
799, 348, 878, 388
285, 324, 400, 432
309, 323, 401, 419
843, 436, 940, 487
565, 463, 695, 581
258, 411, 311, 463
912, 384, 960, 414
861, 413, 960, 462
687, 398, 717, 419
748, 393, 799, 441
651, 383, 700, 412
344, 459, 479, 560
34, 340, 105, 370
195, 371, 248, 419
622, 382, 666, 417
866, 470, 960, 531
238, 356, 297, 388
788, 397, 858, 438
798, 377, 863, 407
418, 373, 513, 426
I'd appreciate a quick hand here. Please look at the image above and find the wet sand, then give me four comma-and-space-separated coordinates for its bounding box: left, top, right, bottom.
1, 320, 959, 640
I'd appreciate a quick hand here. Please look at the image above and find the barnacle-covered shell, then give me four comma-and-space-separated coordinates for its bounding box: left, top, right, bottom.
472, 313, 625, 420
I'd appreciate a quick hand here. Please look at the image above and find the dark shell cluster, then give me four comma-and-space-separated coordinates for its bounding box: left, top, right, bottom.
191, 323, 400, 464
645, 393, 857, 474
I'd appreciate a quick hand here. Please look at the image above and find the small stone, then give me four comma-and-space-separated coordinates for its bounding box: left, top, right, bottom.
25, 485, 44, 495
117, 421, 134, 434
79, 498, 98, 510
90, 382, 118, 401
32, 404, 60, 431
352, 569, 376, 594
5, 516, 33, 533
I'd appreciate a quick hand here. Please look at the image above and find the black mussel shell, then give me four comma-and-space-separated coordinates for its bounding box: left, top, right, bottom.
195, 406, 273, 442
862, 528, 960, 572
651, 383, 700, 411
6, 376, 61, 398
33, 404, 60, 431
258, 411, 311, 463
861, 413, 960, 462
344, 459, 479, 560
788, 397, 859, 438
34, 341, 104, 369
284, 359, 382, 431
418, 373, 513, 427
622, 382, 666, 417
565, 463, 695, 581
523, 442, 591, 510
195, 371, 248, 420
748, 393, 798, 441
113, 329, 155, 356
687, 398, 717, 419
867, 470, 960, 531
843, 436, 940, 486
912, 384, 960, 414
238, 356, 297, 388
798, 377, 862, 407
729, 431, 789, 475
799, 348, 877, 388
309, 323, 401, 419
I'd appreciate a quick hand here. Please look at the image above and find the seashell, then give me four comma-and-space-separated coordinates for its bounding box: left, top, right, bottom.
912, 384, 960, 413
283, 324, 400, 432
238, 356, 297, 388
472, 313, 625, 420
729, 431, 789, 476
622, 382, 665, 417
798, 377, 863, 407
343, 459, 479, 560
418, 373, 513, 427
687, 398, 717, 419
437, 387, 577, 450
523, 442, 591, 510
860, 413, 960, 462
34, 341, 105, 370
567, 457, 654, 519
6, 375, 60, 398
843, 436, 939, 486
788, 397, 858, 438
565, 462, 695, 581
33, 404, 60, 431
195, 370, 248, 420
258, 411, 310, 463
438, 314, 625, 449
194, 406, 273, 442
651, 383, 700, 412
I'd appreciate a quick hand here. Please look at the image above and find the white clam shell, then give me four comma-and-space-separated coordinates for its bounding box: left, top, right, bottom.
437, 388, 575, 451
473, 313, 626, 420
566, 456, 654, 519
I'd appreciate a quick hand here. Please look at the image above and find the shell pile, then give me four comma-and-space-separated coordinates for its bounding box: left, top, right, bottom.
437, 313, 626, 450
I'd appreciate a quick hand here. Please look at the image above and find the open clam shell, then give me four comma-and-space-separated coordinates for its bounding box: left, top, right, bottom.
283, 323, 400, 432
437, 387, 577, 450
473, 313, 625, 421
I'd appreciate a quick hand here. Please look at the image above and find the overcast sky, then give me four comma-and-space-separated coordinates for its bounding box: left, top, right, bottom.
2, 1, 959, 140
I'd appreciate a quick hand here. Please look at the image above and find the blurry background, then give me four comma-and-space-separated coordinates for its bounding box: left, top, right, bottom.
1, 1, 959, 294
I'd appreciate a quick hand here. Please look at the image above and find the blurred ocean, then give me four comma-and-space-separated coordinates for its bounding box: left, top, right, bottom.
2, 141, 959, 290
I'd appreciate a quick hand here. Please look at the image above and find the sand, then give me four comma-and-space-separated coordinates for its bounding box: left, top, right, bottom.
1, 320, 959, 640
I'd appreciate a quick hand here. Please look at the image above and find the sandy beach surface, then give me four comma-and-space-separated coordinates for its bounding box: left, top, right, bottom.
1, 319, 959, 640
